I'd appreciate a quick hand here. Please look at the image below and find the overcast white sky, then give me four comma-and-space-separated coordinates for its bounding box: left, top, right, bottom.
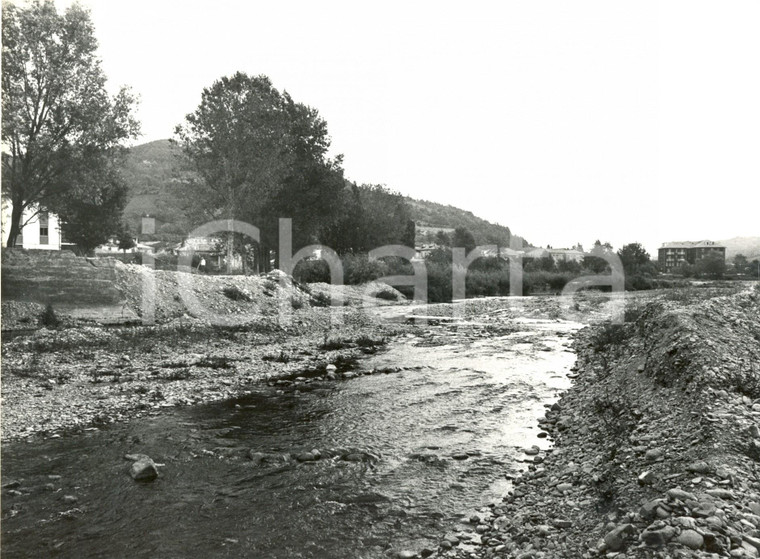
56, 0, 759, 254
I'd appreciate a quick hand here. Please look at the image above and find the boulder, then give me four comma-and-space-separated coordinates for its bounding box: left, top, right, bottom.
130, 457, 158, 482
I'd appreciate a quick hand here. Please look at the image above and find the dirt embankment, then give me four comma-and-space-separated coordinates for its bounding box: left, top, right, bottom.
434, 285, 760, 558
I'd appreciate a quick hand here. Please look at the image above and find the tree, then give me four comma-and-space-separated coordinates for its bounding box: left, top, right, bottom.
694, 252, 726, 279
452, 227, 476, 253
321, 184, 414, 254
617, 242, 652, 276
57, 176, 129, 255
116, 224, 136, 253
583, 240, 614, 273
733, 254, 749, 274
2, 0, 139, 247
434, 230, 451, 247
175, 72, 344, 270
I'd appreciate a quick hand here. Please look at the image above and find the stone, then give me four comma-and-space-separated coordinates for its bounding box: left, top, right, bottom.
744, 535, 760, 553
706, 488, 734, 500
62, 495, 78, 503
705, 515, 725, 529
524, 445, 540, 456
692, 501, 717, 517
397, 551, 417, 559
641, 526, 676, 547
296, 452, 317, 462
686, 460, 712, 474
677, 529, 704, 550
556, 482, 573, 493
124, 453, 152, 462
638, 471, 656, 485
674, 516, 698, 529
130, 458, 158, 482
603, 524, 635, 552
640, 499, 663, 520
452, 453, 469, 460
667, 488, 697, 502
645, 448, 664, 462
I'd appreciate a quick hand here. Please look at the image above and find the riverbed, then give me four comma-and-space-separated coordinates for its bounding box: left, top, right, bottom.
2, 311, 581, 558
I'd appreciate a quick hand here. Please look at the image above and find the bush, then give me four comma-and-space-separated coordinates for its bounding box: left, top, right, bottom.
625, 274, 655, 291
344, 253, 387, 284
293, 259, 331, 283
373, 289, 399, 301
39, 303, 61, 328
310, 291, 332, 307
590, 323, 631, 352
222, 285, 253, 301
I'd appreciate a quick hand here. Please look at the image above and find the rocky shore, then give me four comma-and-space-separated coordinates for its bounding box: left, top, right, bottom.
1, 264, 414, 443
429, 284, 760, 559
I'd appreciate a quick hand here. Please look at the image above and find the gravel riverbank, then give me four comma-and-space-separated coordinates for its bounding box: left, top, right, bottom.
429, 284, 760, 559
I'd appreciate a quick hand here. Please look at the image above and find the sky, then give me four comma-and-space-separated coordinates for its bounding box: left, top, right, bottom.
53, 0, 760, 255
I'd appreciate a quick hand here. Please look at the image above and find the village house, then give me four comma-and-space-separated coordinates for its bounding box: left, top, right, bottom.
658, 240, 726, 271
0, 200, 63, 250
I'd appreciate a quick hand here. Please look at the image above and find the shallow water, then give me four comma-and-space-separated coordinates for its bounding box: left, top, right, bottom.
1, 317, 579, 558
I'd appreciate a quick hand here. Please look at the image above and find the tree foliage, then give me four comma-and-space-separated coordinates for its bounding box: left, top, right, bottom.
174, 72, 345, 268
583, 240, 614, 273
319, 184, 415, 254
452, 227, 476, 253
617, 242, 652, 275
1, 0, 139, 247
694, 252, 726, 279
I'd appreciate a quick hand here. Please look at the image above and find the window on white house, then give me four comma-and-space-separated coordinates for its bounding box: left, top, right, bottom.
39, 212, 49, 245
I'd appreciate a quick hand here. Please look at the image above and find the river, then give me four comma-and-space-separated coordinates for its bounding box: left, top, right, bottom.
1, 310, 581, 558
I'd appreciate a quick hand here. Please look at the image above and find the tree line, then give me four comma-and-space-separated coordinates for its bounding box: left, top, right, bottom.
2, 1, 413, 260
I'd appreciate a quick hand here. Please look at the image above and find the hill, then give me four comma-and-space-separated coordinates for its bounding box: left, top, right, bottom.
119, 139, 192, 236
718, 236, 760, 261
118, 140, 525, 247
405, 197, 527, 247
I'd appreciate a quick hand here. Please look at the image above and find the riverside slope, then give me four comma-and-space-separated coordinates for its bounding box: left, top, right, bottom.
430, 284, 760, 559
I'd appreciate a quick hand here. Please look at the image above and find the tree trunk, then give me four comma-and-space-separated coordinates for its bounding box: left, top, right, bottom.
5, 202, 24, 248
226, 234, 233, 274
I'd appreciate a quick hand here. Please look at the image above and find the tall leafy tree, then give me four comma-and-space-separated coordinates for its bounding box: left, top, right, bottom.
1, 0, 140, 247
321, 184, 414, 254
175, 72, 344, 269
617, 242, 652, 275
452, 227, 476, 253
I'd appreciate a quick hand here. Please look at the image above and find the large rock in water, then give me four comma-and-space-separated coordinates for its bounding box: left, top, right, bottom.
130, 457, 158, 482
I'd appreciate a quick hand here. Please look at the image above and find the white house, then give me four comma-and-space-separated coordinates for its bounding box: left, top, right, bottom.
1, 200, 62, 250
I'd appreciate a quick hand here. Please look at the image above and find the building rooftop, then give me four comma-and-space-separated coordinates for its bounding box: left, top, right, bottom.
660, 240, 725, 249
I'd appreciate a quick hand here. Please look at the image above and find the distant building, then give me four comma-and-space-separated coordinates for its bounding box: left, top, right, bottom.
547, 248, 585, 263
658, 240, 726, 271
141, 215, 156, 235
1, 200, 62, 250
